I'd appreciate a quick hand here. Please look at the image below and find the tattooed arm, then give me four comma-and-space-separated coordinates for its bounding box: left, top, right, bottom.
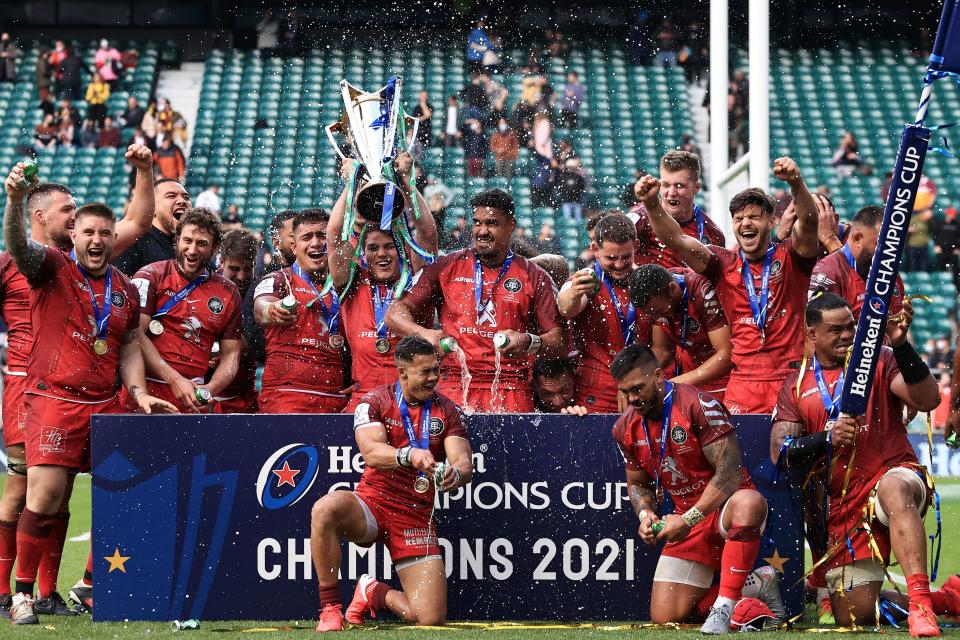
3, 163, 46, 278
626, 466, 657, 519
695, 432, 745, 516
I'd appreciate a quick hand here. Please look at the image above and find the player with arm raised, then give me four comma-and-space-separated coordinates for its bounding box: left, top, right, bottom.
309, 336, 472, 632
3, 164, 175, 625
636, 156, 818, 414
770, 293, 955, 637
610, 344, 781, 633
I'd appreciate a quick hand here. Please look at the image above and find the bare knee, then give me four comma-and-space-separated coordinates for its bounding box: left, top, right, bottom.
413, 612, 446, 627
650, 608, 676, 624
311, 493, 352, 531
728, 489, 767, 526
877, 476, 921, 516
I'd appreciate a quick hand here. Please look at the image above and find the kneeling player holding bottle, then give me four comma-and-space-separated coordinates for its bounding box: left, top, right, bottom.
309, 336, 473, 632
610, 344, 783, 634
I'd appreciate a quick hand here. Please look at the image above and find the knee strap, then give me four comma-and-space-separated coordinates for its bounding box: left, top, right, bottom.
6, 456, 27, 477
726, 524, 762, 542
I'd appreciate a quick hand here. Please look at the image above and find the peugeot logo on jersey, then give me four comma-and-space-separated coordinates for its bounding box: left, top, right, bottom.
503, 278, 522, 293
256, 443, 321, 510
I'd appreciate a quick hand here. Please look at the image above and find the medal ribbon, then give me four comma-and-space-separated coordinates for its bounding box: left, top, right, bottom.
474, 250, 514, 319
395, 382, 432, 487
672, 273, 689, 376
71, 250, 112, 344
812, 356, 844, 420
693, 205, 706, 242
292, 263, 340, 337
595, 263, 636, 345
841, 243, 856, 270
372, 283, 394, 339
640, 381, 674, 511
740, 244, 776, 340
153, 271, 209, 320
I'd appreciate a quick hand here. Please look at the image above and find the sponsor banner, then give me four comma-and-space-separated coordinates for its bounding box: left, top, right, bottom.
91, 413, 802, 622
911, 433, 960, 477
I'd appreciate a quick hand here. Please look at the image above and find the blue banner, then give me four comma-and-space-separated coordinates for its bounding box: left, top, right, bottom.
90, 413, 800, 623
840, 125, 930, 415
931, 0, 960, 74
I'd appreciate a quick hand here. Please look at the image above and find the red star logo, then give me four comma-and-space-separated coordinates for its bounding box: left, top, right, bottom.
272, 461, 300, 488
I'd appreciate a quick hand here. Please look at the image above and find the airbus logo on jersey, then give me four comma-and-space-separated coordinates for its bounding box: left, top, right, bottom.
256, 443, 321, 510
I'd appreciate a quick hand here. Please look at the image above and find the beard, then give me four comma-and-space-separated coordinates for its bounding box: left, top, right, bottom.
855, 250, 873, 279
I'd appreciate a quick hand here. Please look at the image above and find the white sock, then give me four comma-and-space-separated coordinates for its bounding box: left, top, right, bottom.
713, 595, 737, 610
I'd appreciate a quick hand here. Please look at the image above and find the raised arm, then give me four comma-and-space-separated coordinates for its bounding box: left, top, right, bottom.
394, 152, 438, 264
114, 144, 155, 256
887, 299, 940, 412
326, 183, 353, 290
3, 164, 45, 278
634, 175, 712, 273
772, 156, 819, 258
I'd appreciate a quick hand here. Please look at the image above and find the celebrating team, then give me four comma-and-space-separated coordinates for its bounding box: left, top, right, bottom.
1, 144, 957, 636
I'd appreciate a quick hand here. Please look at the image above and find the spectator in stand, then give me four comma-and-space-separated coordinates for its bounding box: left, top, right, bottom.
558, 71, 585, 128
57, 116, 74, 147
85, 72, 110, 126
679, 20, 708, 83
94, 39, 122, 87
557, 158, 587, 221
906, 206, 933, 272
141, 100, 158, 149
56, 44, 83, 100
533, 110, 552, 158
223, 204, 243, 230
440, 95, 460, 149
655, 18, 680, 67
38, 94, 55, 119
154, 135, 186, 180
484, 33, 504, 73
33, 114, 58, 152
466, 18, 492, 73
119, 96, 145, 130
0, 33, 20, 83
483, 76, 509, 128
56, 97, 80, 130
934, 205, 960, 287
48, 40, 66, 88
513, 93, 537, 147
530, 150, 554, 208
156, 98, 188, 147
832, 131, 871, 177
544, 28, 571, 60
35, 46, 52, 100
461, 113, 487, 178
681, 133, 702, 160
490, 118, 519, 179
78, 118, 99, 148
535, 223, 562, 255
412, 90, 433, 148
462, 71, 490, 113
195, 183, 223, 214
556, 138, 577, 165
97, 116, 121, 148
927, 337, 954, 373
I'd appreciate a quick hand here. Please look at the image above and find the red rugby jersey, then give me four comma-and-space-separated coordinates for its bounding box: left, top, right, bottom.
401, 249, 563, 382
353, 383, 468, 511
254, 266, 345, 394
340, 269, 401, 396
133, 259, 241, 380
630, 205, 726, 269
702, 238, 816, 382
0, 252, 33, 372
656, 268, 729, 390
773, 347, 916, 567
612, 383, 754, 513
26, 247, 140, 401
809, 246, 904, 320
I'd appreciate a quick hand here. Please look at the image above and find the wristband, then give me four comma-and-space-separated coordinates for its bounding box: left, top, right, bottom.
892, 341, 930, 385
681, 507, 705, 528
396, 446, 412, 468
638, 509, 649, 522
526, 333, 542, 355
784, 430, 829, 468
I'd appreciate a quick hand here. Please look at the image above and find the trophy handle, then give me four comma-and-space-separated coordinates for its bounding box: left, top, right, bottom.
405, 115, 420, 154
325, 122, 348, 161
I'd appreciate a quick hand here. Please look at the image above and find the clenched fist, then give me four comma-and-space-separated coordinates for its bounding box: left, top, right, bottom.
634, 174, 660, 205
125, 143, 153, 171
773, 156, 802, 186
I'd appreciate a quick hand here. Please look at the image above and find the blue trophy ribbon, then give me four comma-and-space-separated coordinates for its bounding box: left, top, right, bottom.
740, 244, 776, 342
71, 250, 113, 344
395, 382, 432, 488
474, 251, 514, 319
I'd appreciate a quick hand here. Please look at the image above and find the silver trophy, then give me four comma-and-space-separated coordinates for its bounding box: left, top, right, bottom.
325, 77, 418, 227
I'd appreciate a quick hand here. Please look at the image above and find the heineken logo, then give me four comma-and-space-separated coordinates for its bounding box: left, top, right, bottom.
111, 292, 126, 308
429, 417, 445, 436
670, 426, 688, 444
208, 297, 225, 314
770, 260, 783, 277
503, 278, 522, 293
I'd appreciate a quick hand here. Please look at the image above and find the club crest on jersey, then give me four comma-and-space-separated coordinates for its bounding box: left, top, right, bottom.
111, 291, 125, 308
429, 417, 445, 436
769, 260, 783, 277
893, 284, 902, 297
208, 297, 224, 314
670, 425, 688, 444
503, 278, 522, 293
869, 296, 886, 314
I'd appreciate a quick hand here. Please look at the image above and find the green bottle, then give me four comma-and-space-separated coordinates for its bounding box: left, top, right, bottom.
21, 160, 38, 182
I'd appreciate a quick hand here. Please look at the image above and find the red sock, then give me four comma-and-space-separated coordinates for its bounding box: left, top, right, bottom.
929, 591, 955, 616
719, 524, 762, 600
83, 549, 93, 587
370, 581, 393, 612
0, 519, 17, 595
907, 573, 933, 611
319, 584, 341, 608
812, 563, 828, 591
14, 508, 54, 595
37, 512, 69, 597
695, 585, 721, 621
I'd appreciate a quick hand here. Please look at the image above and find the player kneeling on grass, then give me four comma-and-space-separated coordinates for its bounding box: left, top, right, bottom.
771, 293, 960, 637
610, 344, 782, 634
309, 335, 473, 632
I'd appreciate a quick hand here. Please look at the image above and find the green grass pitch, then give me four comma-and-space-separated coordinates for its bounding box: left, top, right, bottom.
2, 475, 960, 638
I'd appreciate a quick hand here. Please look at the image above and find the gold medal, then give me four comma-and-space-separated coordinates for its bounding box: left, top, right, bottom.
375, 337, 390, 354
148, 319, 164, 335
329, 334, 344, 349
413, 475, 430, 494
93, 339, 108, 355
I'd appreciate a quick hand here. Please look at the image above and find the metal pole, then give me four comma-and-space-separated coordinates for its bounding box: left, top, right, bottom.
710, 0, 732, 243
748, 0, 770, 193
